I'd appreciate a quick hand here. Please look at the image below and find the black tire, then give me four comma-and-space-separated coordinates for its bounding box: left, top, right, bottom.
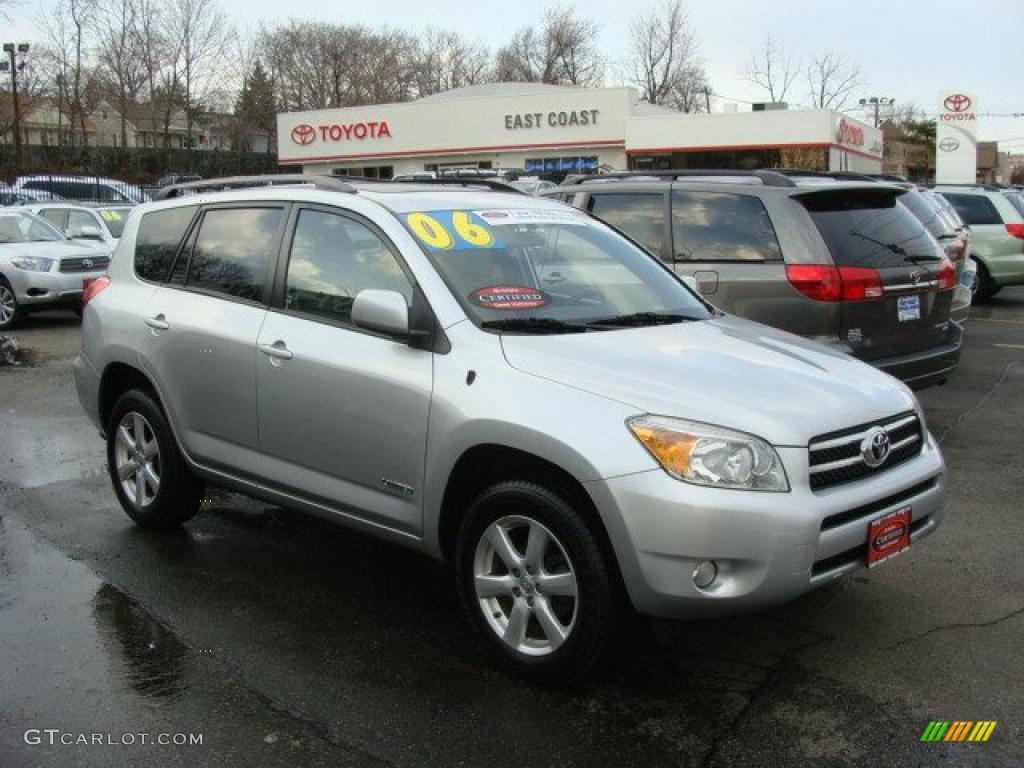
970, 257, 1000, 302
0, 277, 24, 331
456, 480, 623, 686
106, 388, 203, 530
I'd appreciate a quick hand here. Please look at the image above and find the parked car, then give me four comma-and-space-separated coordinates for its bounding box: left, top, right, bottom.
934, 185, 1024, 301
74, 175, 945, 683
156, 173, 202, 188
552, 170, 960, 389
895, 187, 973, 324
13, 175, 150, 204
1, 184, 61, 206
510, 178, 559, 196
26, 202, 133, 248
0, 211, 112, 329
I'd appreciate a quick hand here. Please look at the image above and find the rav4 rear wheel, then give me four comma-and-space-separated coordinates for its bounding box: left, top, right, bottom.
456, 480, 621, 685
107, 389, 203, 530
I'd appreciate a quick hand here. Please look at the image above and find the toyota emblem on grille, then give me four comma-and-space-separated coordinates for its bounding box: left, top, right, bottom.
861, 427, 891, 468
82, 259, 94, 268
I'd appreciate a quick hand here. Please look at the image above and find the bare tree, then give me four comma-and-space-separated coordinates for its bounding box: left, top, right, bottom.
95, 0, 145, 146
166, 0, 230, 146
37, 0, 95, 146
495, 7, 603, 87
805, 51, 860, 110
628, 0, 709, 111
745, 33, 797, 104
414, 29, 490, 96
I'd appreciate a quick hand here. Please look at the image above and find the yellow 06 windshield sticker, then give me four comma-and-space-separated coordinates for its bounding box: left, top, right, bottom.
99, 210, 123, 221
405, 211, 502, 251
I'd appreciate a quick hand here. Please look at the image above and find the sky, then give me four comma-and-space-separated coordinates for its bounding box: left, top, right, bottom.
4, 0, 1023, 149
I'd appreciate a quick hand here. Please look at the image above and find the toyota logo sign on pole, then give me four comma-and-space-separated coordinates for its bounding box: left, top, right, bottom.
936, 90, 977, 184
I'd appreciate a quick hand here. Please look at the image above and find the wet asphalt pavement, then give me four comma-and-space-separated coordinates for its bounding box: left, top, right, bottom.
1, 293, 1022, 768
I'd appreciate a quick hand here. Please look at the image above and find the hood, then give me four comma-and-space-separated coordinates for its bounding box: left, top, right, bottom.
0, 240, 109, 261
500, 315, 917, 446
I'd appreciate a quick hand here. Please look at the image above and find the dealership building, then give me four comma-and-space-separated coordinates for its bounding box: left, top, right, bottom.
277, 83, 882, 177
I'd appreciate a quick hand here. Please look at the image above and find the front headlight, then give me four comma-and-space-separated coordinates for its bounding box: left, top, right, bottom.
10, 256, 54, 272
628, 415, 789, 492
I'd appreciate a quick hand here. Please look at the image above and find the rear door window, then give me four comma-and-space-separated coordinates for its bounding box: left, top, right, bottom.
1003, 192, 1024, 217
135, 206, 198, 282
587, 193, 665, 256
942, 193, 1002, 225
898, 190, 955, 239
671, 191, 782, 262
800, 190, 943, 268
186, 207, 284, 302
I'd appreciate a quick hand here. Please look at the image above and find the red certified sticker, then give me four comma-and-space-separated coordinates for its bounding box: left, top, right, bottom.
866, 506, 911, 567
471, 285, 549, 310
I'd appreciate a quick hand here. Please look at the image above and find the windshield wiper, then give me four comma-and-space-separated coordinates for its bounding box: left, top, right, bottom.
480, 317, 594, 334
587, 311, 701, 327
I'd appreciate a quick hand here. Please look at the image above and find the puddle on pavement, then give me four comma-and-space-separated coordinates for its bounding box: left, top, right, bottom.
93, 583, 190, 702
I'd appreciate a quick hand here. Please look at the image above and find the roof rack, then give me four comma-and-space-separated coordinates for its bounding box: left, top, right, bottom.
562, 169, 797, 188
770, 169, 880, 182
153, 174, 357, 200
372, 177, 528, 195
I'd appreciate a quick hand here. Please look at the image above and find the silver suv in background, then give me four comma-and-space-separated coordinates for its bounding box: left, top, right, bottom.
75, 175, 946, 683
27, 202, 133, 248
550, 170, 961, 389
935, 185, 1024, 301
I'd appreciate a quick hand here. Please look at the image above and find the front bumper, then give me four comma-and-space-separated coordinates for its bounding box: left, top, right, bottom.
586, 433, 945, 619
5, 266, 107, 308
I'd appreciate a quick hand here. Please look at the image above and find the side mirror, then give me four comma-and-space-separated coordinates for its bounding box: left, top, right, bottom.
681, 275, 699, 293
70, 224, 104, 240
351, 289, 410, 338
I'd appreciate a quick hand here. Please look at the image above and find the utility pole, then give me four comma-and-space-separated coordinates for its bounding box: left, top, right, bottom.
1, 43, 31, 167
859, 96, 894, 128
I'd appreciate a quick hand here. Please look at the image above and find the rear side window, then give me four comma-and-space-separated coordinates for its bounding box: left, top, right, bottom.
672, 191, 782, 262
1003, 192, 1024, 217
135, 206, 197, 282
588, 193, 664, 256
942, 193, 1002, 226
801, 190, 943, 268
186, 208, 283, 301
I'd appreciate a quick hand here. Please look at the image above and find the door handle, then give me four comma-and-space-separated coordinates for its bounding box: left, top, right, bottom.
258, 341, 293, 361
144, 314, 169, 331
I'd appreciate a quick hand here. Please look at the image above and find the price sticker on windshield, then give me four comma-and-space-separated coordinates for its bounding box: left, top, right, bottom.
405, 211, 503, 251
99, 210, 123, 222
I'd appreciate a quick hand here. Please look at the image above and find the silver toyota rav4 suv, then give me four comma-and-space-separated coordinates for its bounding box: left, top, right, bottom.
75, 175, 946, 684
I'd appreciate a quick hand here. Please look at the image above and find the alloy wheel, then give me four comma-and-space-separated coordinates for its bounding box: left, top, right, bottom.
0, 284, 15, 325
473, 515, 579, 656
114, 411, 161, 507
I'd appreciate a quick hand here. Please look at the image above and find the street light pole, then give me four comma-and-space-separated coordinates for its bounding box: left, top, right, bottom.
859, 96, 894, 128
2, 43, 30, 167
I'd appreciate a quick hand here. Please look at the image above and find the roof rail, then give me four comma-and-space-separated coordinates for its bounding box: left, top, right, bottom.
770, 169, 880, 182
563, 169, 797, 188
380, 177, 528, 194
153, 174, 357, 200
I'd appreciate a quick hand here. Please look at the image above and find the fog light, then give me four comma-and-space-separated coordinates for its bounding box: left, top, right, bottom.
692, 560, 718, 589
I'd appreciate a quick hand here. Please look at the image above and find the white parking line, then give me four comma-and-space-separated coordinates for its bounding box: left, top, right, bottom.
993, 344, 1024, 350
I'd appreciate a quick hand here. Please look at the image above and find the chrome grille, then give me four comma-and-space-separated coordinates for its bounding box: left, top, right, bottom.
60, 255, 109, 273
808, 412, 923, 491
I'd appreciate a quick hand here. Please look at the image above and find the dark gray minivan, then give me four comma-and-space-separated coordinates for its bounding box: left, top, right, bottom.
551, 171, 960, 389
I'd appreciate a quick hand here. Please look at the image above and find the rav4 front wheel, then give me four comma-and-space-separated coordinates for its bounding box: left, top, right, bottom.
456, 480, 621, 685
107, 389, 203, 530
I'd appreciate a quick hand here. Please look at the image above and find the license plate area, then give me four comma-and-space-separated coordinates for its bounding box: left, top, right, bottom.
897, 294, 921, 322
867, 506, 911, 567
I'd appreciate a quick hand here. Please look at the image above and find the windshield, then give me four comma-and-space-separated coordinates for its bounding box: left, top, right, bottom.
0, 213, 66, 244
401, 207, 710, 331
98, 207, 132, 238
